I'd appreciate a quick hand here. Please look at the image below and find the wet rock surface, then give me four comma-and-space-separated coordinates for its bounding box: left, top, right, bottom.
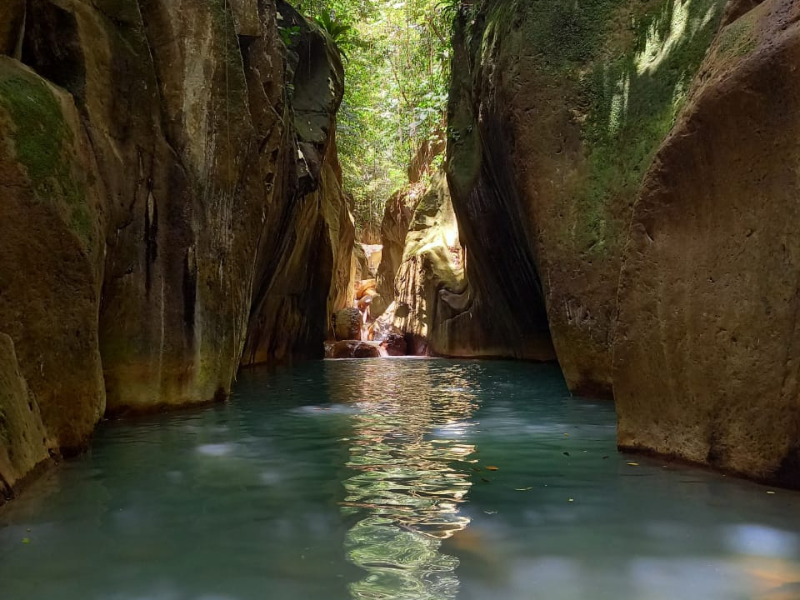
0, 0, 352, 494
327, 340, 382, 359
0, 334, 48, 497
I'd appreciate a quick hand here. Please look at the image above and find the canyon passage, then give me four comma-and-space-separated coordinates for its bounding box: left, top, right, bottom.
1, 0, 800, 597
3, 359, 800, 600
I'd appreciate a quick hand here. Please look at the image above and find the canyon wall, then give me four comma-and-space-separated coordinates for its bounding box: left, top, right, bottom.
440, 0, 800, 484
0, 0, 353, 498
446, 0, 729, 393
613, 0, 800, 485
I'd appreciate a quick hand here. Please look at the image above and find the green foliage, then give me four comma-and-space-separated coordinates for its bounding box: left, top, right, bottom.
279, 24, 301, 46
290, 0, 454, 238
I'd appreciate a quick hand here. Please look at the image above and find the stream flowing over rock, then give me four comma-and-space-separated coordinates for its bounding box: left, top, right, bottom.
0, 0, 354, 497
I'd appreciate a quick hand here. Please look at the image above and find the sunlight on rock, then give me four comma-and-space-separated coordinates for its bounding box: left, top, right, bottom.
635, 0, 693, 75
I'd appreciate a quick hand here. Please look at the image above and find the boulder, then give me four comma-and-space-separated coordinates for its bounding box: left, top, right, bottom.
381, 334, 408, 357
333, 308, 362, 341
327, 340, 381, 359
613, 0, 800, 485
356, 279, 377, 299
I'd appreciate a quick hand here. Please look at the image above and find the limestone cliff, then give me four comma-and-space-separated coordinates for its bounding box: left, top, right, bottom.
442, 0, 800, 485
0, 0, 353, 499
613, 0, 800, 485
446, 0, 728, 391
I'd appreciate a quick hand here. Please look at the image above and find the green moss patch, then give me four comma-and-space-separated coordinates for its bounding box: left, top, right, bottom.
716, 10, 758, 60
577, 0, 726, 253
0, 67, 93, 247
485, 0, 726, 254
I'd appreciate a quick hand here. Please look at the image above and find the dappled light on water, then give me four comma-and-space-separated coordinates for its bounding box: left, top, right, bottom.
337, 361, 477, 598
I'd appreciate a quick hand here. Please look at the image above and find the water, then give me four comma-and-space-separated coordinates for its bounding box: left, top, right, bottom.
2, 359, 800, 600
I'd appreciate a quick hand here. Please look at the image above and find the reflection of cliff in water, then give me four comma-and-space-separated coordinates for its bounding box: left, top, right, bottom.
334, 360, 478, 600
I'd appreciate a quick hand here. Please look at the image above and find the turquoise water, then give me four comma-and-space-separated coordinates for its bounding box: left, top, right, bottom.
2, 359, 800, 600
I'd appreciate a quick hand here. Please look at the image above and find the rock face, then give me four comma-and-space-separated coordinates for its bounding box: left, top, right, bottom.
0, 334, 49, 498
446, 0, 728, 389
0, 0, 353, 497
390, 175, 459, 354
333, 308, 362, 342
613, 0, 800, 485
0, 57, 106, 450
373, 183, 425, 317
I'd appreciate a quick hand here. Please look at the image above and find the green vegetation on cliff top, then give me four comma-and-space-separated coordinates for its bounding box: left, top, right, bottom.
289, 0, 454, 238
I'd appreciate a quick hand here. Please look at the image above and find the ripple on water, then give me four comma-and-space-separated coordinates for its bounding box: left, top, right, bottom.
1, 359, 800, 600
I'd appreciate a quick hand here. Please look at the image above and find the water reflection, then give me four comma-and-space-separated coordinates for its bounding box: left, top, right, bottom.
333, 360, 478, 599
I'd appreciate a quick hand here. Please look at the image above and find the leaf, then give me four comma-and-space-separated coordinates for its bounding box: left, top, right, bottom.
627, 462, 639, 466
485, 466, 498, 471
515, 487, 533, 491
22, 538, 30, 544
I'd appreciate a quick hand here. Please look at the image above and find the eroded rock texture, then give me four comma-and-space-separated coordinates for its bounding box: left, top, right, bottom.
0, 334, 49, 499
376, 174, 467, 356
446, 0, 728, 389
0, 0, 352, 497
0, 57, 106, 450
613, 0, 800, 485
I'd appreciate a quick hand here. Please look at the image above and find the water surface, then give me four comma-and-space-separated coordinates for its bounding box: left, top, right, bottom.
2, 359, 800, 600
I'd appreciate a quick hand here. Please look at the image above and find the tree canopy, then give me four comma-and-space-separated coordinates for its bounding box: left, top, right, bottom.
288, 0, 455, 239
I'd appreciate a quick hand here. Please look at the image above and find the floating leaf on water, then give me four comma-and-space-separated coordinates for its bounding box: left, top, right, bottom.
22, 538, 30, 544
515, 487, 533, 491
568, 498, 574, 503
627, 462, 639, 466
485, 466, 498, 471
767, 491, 776, 495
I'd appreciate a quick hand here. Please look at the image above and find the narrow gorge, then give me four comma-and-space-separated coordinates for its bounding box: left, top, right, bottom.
1, 0, 800, 598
